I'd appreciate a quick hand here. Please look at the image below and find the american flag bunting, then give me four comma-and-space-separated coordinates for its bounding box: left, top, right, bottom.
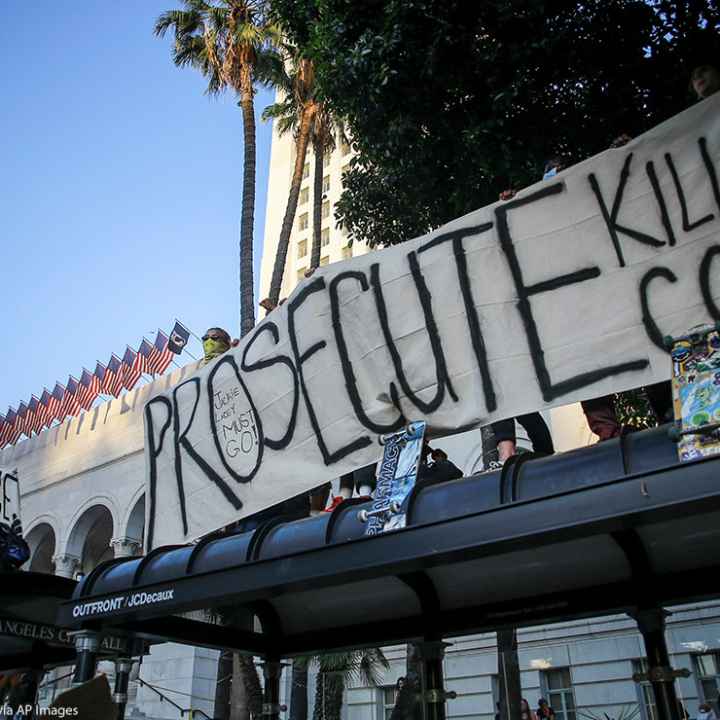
121, 347, 141, 390
78, 368, 99, 410
147, 330, 173, 375
104, 355, 123, 397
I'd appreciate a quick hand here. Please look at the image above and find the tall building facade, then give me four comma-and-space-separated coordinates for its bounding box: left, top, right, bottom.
259, 112, 368, 303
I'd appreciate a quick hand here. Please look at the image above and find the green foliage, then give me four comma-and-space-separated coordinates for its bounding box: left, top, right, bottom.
614, 388, 658, 430
311, 649, 389, 720
156, 0, 283, 337
155, 0, 283, 96
270, 0, 720, 247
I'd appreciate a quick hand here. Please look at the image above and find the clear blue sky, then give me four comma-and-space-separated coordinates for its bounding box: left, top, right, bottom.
0, 1, 275, 413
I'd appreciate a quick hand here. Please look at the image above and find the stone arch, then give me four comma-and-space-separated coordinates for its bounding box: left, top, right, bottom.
123, 489, 145, 545
64, 495, 120, 550
66, 504, 114, 575
24, 521, 56, 574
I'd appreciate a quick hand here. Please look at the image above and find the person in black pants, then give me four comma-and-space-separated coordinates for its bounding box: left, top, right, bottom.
488, 413, 554, 469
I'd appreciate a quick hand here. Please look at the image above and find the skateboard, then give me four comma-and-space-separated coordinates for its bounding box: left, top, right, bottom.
358, 421, 427, 535
666, 323, 720, 462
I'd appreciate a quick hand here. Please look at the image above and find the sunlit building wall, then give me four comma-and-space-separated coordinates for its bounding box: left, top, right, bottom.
259, 104, 367, 303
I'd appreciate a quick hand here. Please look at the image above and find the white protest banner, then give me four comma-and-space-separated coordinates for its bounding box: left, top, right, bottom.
145, 96, 720, 550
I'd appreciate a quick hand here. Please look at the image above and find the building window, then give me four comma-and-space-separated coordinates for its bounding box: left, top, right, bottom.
302, 162, 309, 180
299, 187, 309, 205
320, 256, 330, 266
323, 152, 331, 168
341, 137, 351, 155
377, 686, 397, 720
322, 175, 330, 193
542, 668, 576, 720
695, 653, 720, 709
298, 213, 309, 231
321, 228, 330, 247
632, 659, 658, 720
297, 239, 307, 258
342, 245, 352, 260
322, 201, 330, 220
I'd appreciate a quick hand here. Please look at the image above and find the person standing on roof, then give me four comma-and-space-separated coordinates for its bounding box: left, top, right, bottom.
200, 327, 235, 367
691, 62, 720, 100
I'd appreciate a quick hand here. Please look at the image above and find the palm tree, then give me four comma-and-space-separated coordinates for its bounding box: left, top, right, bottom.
311, 649, 389, 720
206, 606, 263, 720
496, 628, 522, 720
155, 0, 280, 338
262, 49, 323, 304
308, 110, 337, 270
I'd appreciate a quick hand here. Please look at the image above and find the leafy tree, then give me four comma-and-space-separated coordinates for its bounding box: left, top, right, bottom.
271, 0, 720, 247
206, 608, 263, 720
155, 0, 280, 337
614, 388, 658, 429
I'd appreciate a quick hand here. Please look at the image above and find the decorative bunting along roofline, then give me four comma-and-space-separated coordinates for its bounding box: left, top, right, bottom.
1, 323, 192, 449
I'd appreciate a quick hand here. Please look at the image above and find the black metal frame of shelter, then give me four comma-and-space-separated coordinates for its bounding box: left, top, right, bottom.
0, 572, 78, 671
57, 425, 720, 720
0, 571, 145, 718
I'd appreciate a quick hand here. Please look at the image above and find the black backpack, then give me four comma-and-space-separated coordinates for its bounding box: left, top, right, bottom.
0, 516, 30, 572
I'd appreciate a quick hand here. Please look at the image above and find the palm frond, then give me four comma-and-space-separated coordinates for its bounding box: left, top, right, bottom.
237, 22, 263, 45
173, 34, 207, 68
207, 5, 229, 33
262, 96, 294, 120
254, 48, 286, 89
264, 22, 283, 47
356, 648, 389, 688
154, 9, 194, 37
313, 648, 389, 688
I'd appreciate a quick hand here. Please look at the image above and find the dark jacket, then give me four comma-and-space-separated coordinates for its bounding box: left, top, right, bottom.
417, 458, 463, 487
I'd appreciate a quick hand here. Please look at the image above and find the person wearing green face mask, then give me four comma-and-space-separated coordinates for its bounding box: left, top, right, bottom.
201, 327, 232, 366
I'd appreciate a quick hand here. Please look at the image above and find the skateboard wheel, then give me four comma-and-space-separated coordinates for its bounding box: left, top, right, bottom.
358, 510, 369, 523
389, 500, 401, 514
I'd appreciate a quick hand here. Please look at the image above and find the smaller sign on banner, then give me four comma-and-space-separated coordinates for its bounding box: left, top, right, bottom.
0, 469, 28, 571
0, 469, 21, 535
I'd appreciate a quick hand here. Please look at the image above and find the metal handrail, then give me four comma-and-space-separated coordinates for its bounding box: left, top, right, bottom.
136, 677, 214, 720
37, 670, 75, 689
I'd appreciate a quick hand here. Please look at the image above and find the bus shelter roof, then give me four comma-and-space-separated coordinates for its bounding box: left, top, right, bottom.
58, 425, 720, 658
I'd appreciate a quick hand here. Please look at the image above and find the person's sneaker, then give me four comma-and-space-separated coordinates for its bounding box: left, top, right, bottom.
324, 496, 345, 512
482, 459, 504, 473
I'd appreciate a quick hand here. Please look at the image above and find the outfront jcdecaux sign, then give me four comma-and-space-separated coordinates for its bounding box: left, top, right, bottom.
144, 95, 720, 550
71, 590, 175, 619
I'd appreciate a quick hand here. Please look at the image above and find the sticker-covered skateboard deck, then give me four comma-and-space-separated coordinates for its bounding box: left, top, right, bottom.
359, 421, 426, 535
668, 323, 720, 462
